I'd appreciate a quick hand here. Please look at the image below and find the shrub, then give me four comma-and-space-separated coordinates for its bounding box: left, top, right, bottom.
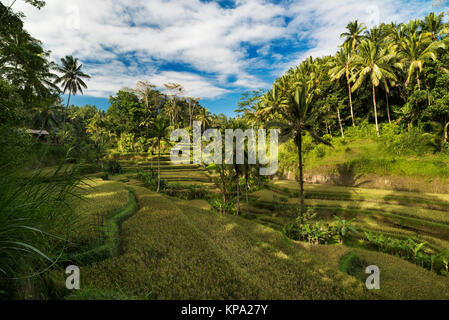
136, 169, 168, 191
208, 196, 235, 215
117, 133, 136, 153
103, 159, 122, 175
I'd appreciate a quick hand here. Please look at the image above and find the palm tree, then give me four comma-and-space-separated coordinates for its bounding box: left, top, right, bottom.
421, 12, 445, 42
31, 101, 60, 132
399, 31, 445, 90
54, 56, 90, 107
268, 81, 331, 206
196, 107, 212, 133
148, 115, 171, 192
351, 40, 400, 137
364, 26, 387, 45
340, 20, 367, 51
328, 42, 356, 126
187, 97, 200, 128
54, 56, 90, 142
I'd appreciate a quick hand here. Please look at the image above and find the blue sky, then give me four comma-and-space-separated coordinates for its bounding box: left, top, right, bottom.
14, 0, 446, 116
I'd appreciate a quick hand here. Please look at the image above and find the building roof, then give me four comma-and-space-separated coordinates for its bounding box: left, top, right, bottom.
26, 129, 49, 135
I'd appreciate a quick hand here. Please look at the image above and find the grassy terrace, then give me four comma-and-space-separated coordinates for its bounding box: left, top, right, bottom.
68, 180, 449, 300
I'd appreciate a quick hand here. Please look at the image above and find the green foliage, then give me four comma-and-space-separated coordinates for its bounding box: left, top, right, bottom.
208, 195, 236, 215
136, 168, 168, 191
0, 165, 82, 296
363, 231, 448, 275
103, 159, 122, 175
117, 132, 137, 153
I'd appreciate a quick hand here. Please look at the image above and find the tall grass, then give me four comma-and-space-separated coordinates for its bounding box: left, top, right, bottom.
0, 165, 83, 297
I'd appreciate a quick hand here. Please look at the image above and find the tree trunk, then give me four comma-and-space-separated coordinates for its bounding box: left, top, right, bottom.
236, 174, 240, 216
245, 170, 250, 214
386, 91, 391, 124
62, 91, 72, 144
297, 132, 304, 206
372, 84, 380, 137
157, 138, 161, 193
347, 75, 355, 126
417, 73, 421, 91
337, 107, 344, 139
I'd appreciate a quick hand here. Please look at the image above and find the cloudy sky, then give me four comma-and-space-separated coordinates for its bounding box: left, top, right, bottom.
11, 0, 447, 115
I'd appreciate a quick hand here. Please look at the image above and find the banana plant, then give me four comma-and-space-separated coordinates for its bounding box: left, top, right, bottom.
333, 216, 357, 244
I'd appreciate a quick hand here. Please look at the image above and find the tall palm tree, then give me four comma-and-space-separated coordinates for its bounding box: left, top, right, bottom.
340, 20, 367, 51
196, 107, 212, 133
399, 31, 445, 90
54, 55, 90, 107
351, 40, 400, 137
54, 56, 90, 142
148, 115, 171, 193
268, 81, 331, 206
328, 42, 356, 126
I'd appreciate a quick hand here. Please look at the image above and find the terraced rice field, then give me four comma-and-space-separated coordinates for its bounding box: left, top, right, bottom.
68, 179, 449, 299
59, 154, 449, 299
118, 154, 217, 190
246, 181, 449, 251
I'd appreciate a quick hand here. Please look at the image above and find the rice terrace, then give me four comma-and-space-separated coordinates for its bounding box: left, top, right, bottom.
1, 0, 449, 304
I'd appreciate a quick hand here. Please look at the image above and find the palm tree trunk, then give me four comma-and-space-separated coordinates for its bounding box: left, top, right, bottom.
62, 91, 72, 144
245, 169, 250, 214
157, 138, 161, 193
297, 132, 304, 206
236, 176, 240, 216
347, 76, 355, 126
417, 73, 421, 91
372, 84, 380, 137
386, 91, 391, 124
337, 107, 345, 139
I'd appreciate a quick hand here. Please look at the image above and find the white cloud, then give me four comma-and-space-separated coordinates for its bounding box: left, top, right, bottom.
9, 0, 440, 100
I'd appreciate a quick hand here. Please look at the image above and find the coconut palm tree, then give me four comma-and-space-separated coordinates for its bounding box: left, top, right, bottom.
54, 56, 90, 142
187, 97, 200, 128
54, 55, 90, 107
328, 42, 356, 126
31, 100, 61, 132
148, 115, 171, 192
421, 12, 445, 42
399, 31, 445, 90
340, 20, 367, 51
196, 107, 212, 133
351, 40, 400, 137
268, 80, 332, 206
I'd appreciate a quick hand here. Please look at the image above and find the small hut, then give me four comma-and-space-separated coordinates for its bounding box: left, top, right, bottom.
26, 129, 50, 143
